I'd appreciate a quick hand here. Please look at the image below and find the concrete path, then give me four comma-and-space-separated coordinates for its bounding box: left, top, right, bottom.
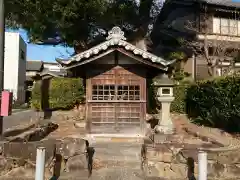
59, 141, 145, 180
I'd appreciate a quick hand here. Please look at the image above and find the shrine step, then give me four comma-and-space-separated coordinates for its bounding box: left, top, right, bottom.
85, 134, 144, 143
92, 141, 142, 162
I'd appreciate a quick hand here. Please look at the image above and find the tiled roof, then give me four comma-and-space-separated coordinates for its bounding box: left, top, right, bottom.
201, 0, 240, 8
57, 27, 174, 67
38, 68, 67, 77
163, 0, 240, 8
26, 76, 33, 81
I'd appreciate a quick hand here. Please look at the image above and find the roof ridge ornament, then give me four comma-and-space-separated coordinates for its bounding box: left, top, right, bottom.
106, 26, 126, 41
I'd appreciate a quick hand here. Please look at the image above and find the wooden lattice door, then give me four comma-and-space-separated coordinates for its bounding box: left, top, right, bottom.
87, 65, 146, 134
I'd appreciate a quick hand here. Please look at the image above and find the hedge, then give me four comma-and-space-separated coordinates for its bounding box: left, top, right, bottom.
170, 76, 240, 132
31, 78, 85, 110
186, 75, 240, 132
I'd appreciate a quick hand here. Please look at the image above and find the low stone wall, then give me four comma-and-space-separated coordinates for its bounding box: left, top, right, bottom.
2, 139, 58, 162
0, 137, 88, 177
143, 143, 240, 179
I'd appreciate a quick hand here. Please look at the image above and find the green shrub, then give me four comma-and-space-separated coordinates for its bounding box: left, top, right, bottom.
147, 78, 158, 114
173, 70, 185, 81
186, 75, 240, 132
171, 84, 189, 113
31, 81, 41, 110
31, 78, 85, 110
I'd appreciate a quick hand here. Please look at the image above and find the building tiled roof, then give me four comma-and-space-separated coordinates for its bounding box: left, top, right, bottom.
38, 68, 67, 77
163, 0, 240, 8
43, 62, 59, 65
26, 76, 33, 81
57, 27, 175, 67
31, 68, 67, 80
201, 0, 240, 8
26, 61, 43, 71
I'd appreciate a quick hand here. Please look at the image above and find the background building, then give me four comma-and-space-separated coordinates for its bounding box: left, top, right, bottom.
4, 32, 27, 104
25, 60, 43, 102
151, 0, 240, 80
25, 60, 66, 103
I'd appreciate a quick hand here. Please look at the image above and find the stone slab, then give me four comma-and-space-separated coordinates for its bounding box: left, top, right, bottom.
3, 139, 58, 162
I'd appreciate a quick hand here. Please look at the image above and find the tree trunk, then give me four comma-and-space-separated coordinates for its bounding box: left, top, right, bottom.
207, 57, 219, 77
207, 64, 218, 77
135, 39, 148, 51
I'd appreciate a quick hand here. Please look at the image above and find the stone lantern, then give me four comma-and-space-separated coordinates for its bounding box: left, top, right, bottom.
153, 73, 175, 135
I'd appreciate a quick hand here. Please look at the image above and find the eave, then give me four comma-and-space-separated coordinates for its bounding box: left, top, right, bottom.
57, 27, 175, 70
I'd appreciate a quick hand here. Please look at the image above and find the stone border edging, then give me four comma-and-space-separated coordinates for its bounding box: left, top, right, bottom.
183, 127, 240, 152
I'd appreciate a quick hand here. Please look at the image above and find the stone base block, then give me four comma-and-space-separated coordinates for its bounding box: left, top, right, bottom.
146, 162, 187, 179
155, 125, 174, 135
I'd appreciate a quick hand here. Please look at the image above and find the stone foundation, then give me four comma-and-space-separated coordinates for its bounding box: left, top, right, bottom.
142, 143, 240, 179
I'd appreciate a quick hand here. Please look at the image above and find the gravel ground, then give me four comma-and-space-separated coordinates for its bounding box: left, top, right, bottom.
3, 110, 40, 132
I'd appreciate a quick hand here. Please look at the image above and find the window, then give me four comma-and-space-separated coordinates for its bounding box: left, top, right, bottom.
213, 17, 220, 33
213, 17, 240, 36
117, 85, 140, 100
92, 85, 115, 100
238, 21, 240, 35
91, 85, 140, 101
220, 18, 229, 34
229, 19, 238, 35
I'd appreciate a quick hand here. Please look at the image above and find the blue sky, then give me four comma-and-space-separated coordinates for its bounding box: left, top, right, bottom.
6, 28, 74, 62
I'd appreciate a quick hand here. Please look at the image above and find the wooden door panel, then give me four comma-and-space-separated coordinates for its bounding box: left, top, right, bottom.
90, 103, 141, 122
91, 103, 115, 123
90, 102, 142, 133
116, 103, 141, 123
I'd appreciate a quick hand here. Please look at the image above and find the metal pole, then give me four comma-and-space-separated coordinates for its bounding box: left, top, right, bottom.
0, 0, 4, 138
198, 150, 207, 180
35, 147, 46, 180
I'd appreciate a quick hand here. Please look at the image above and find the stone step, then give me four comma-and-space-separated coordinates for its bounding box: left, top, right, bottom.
0, 178, 35, 180
92, 141, 143, 162
58, 177, 238, 180
59, 167, 144, 180
86, 135, 144, 144
57, 141, 143, 173
0, 176, 237, 180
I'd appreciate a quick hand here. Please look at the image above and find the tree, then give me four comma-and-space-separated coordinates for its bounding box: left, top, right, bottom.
150, 26, 190, 80
6, 0, 163, 53
167, 51, 190, 81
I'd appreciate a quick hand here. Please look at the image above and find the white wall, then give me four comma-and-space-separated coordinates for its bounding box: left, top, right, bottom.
17, 35, 27, 103
4, 32, 26, 104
